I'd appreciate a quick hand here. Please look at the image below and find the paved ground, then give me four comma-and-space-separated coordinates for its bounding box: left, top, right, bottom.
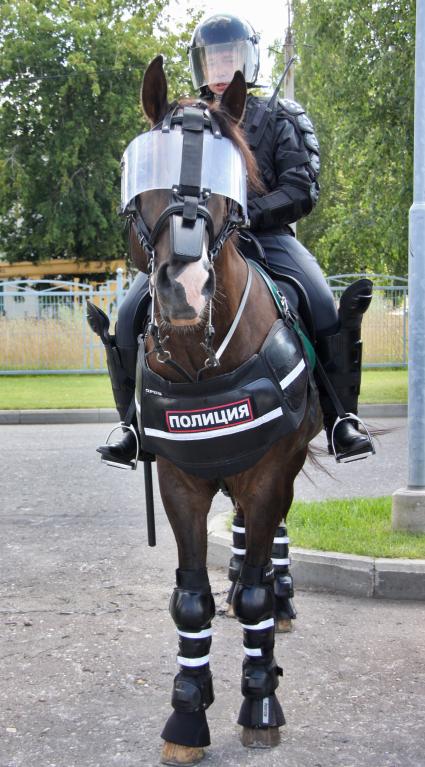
1, 420, 424, 767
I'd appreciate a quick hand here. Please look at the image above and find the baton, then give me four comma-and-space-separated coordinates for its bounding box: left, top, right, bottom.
143, 460, 156, 547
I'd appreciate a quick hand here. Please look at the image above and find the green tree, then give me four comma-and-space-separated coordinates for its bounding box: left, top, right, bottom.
276, 0, 415, 275
0, 0, 195, 264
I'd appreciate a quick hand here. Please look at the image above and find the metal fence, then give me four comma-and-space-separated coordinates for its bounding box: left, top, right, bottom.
0, 270, 408, 374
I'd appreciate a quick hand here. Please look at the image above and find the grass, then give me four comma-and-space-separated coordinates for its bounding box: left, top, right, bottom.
287, 497, 425, 559
0, 374, 114, 410
227, 497, 425, 559
361, 369, 407, 404
0, 367, 407, 410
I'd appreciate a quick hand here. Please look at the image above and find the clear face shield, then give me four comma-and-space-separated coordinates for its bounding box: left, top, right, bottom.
190, 40, 259, 90
121, 128, 247, 218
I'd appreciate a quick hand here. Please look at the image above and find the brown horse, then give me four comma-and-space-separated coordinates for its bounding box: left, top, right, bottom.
127, 57, 321, 765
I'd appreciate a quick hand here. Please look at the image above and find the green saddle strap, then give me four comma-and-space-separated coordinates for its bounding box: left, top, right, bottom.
249, 260, 316, 370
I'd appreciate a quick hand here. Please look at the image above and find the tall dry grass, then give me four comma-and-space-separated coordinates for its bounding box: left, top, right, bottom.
0, 303, 117, 371
0, 291, 407, 371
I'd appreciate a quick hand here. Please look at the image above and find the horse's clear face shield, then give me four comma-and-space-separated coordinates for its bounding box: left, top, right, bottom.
121, 125, 248, 263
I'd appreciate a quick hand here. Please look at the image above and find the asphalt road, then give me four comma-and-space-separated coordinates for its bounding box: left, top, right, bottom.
1, 420, 424, 767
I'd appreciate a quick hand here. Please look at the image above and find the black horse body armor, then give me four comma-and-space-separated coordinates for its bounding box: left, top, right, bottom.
135, 319, 311, 479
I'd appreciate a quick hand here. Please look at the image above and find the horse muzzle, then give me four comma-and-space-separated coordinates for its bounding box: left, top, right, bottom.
155, 260, 216, 325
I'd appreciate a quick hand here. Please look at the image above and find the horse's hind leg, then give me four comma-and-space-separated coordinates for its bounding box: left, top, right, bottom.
273, 521, 297, 633
226, 504, 245, 615
227, 509, 297, 633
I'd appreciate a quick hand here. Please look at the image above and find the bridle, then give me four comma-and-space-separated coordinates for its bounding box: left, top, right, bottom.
126, 102, 252, 381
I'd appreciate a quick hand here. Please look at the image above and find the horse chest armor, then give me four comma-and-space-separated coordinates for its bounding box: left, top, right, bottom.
135, 320, 311, 479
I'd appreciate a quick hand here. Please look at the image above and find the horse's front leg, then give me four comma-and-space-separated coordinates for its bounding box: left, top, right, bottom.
157, 458, 217, 766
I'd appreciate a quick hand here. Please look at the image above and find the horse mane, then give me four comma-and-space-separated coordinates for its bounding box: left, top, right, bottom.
178, 98, 264, 195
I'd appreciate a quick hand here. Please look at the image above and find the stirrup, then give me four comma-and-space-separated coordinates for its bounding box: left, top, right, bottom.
100, 422, 140, 471
330, 413, 375, 464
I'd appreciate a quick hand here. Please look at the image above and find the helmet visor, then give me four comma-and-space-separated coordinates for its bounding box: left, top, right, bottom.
190, 40, 258, 90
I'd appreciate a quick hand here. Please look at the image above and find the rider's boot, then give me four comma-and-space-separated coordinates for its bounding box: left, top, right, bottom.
316, 279, 375, 463
86, 301, 139, 468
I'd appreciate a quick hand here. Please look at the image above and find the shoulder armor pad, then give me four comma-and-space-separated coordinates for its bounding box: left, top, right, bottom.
296, 112, 315, 134
279, 98, 304, 116
304, 132, 320, 153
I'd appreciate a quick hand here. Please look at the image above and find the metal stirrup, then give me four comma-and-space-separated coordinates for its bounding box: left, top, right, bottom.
101, 422, 140, 471
330, 413, 375, 463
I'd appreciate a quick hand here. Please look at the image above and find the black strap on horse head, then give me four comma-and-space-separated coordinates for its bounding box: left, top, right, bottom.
128, 103, 242, 266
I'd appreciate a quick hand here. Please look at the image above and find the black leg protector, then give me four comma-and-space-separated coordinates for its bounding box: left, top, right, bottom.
226, 514, 246, 606
87, 301, 136, 420
316, 279, 375, 462
272, 524, 297, 621
161, 568, 215, 748
232, 562, 285, 730
86, 302, 141, 466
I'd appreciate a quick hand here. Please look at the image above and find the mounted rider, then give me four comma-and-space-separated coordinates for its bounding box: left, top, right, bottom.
94, 12, 374, 468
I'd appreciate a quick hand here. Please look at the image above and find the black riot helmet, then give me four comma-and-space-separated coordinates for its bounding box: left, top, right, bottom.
189, 14, 260, 90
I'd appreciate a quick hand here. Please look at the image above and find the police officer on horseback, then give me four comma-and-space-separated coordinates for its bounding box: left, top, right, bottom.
95, 12, 374, 467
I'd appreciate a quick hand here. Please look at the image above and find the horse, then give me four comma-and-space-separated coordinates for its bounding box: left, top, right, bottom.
119, 56, 321, 765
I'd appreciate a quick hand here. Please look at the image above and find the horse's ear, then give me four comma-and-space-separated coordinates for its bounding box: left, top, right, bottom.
220, 71, 247, 124
141, 55, 169, 125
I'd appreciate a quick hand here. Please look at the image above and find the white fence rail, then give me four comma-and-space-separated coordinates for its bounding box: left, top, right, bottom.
0, 271, 408, 374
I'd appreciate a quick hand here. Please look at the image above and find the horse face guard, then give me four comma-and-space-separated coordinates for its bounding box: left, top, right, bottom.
120, 102, 248, 265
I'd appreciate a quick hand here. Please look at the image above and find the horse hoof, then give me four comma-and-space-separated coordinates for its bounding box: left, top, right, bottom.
161, 741, 205, 766
276, 617, 293, 633
226, 602, 235, 618
241, 726, 281, 748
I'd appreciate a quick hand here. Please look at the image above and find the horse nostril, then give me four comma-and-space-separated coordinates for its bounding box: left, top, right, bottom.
203, 267, 216, 300
156, 263, 171, 294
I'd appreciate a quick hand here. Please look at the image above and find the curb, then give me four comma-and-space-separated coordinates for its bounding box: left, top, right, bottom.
0, 408, 118, 425
0, 403, 407, 425
207, 512, 425, 602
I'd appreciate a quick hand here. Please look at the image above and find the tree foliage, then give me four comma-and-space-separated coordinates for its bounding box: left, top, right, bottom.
279, 0, 415, 275
0, 0, 195, 264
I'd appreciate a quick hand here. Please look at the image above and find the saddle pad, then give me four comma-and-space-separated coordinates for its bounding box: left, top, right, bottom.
135, 319, 311, 479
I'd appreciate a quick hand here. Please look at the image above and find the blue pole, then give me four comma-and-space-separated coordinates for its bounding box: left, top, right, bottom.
393, 0, 425, 530
407, 0, 425, 488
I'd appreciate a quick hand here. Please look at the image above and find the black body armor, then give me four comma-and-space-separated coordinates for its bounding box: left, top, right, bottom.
242, 94, 320, 233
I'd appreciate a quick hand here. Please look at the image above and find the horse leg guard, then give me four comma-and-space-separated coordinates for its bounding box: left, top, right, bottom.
161, 569, 215, 749
232, 562, 285, 732
226, 514, 246, 606
272, 524, 297, 626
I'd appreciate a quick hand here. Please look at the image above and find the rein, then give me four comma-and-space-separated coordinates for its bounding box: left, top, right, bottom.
129, 102, 250, 381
